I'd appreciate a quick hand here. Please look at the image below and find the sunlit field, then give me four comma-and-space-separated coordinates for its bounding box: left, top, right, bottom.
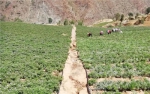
0, 22, 71, 94
76, 26, 150, 93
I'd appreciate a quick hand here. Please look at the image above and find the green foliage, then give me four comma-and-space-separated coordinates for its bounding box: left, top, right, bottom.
88, 79, 96, 86
114, 13, 120, 21
120, 14, 124, 22
83, 63, 91, 69
48, 18, 52, 23
146, 7, 150, 14
95, 79, 150, 91
70, 20, 75, 25
128, 12, 134, 20
88, 72, 98, 78
0, 22, 72, 93
14, 18, 23, 22
78, 20, 83, 26
76, 25, 150, 92
64, 19, 69, 25
128, 12, 133, 16
139, 17, 145, 24
57, 21, 61, 25
102, 92, 121, 94
135, 13, 139, 19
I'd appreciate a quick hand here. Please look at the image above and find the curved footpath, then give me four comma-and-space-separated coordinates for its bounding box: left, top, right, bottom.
59, 25, 89, 94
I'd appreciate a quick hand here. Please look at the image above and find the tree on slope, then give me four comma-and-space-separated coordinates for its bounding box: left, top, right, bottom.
146, 7, 150, 14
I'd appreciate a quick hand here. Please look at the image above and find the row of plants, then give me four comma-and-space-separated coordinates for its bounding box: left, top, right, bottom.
0, 22, 71, 93
94, 91, 150, 94
76, 26, 150, 93
77, 26, 150, 74
88, 62, 150, 78
95, 79, 150, 91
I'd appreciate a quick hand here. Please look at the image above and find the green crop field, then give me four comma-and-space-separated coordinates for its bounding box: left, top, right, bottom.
1, 22, 150, 94
76, 26, 150, 93
0, 22, 71, 94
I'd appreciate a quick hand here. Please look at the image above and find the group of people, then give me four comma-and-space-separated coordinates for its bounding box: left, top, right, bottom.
87, 28, 123, 37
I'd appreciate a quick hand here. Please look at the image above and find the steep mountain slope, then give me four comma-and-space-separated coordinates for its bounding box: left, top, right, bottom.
0, 0, 150, 25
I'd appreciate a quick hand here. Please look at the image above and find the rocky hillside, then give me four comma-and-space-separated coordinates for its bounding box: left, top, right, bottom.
0, 0, 150, 25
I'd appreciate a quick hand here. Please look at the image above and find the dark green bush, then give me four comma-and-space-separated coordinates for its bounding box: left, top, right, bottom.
114, 13, 120, 21
64, 19, 69, 25
88, 79, 96, 86
48, 18, 52, 23
88, 72, 98, 78
78, 20, 83, 26
146, 7, 150, 14
128, 12, 133, 16
70, 20, 75, 25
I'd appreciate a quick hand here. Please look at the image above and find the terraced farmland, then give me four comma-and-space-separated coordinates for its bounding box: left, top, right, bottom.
76, 26, 150, 94
0, 22, 71, 94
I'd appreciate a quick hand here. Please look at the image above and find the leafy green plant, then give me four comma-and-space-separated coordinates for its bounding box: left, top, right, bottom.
78, 20, 83, 26
120, 14, 124, 22
76, 25, 150, 93
88, 79, 96, 86
0, 22, 72, 93
114, 13, 120, 21
14, 18, 23, 22
128, 12, 133, 16
70, 20, 75, 25
95, 79, 150, 91
64, 19, 69, 25
48, 18, 52, 23
146, 7, 150, 14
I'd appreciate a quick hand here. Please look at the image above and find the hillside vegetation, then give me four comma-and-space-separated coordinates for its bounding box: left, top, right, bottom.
0, 22, 71, 94
0, 0, 150, 25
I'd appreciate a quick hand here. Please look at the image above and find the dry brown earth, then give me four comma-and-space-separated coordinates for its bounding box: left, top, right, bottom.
59, 25, 89, 94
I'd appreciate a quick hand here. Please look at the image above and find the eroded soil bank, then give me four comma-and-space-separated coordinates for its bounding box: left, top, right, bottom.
59, 25, 89, 94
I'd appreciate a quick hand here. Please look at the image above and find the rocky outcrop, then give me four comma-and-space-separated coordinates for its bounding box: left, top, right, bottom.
0, 0, 150, 25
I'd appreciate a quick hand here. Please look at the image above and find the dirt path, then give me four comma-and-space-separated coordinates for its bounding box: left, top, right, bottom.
59, 25, 89, 94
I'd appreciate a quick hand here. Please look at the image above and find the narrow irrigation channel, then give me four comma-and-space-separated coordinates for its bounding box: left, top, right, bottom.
59, 25, 89, 94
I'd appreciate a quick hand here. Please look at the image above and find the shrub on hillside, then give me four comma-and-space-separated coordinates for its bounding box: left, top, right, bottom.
49, 18, 52, 24
14, 18, 23, 22
135, 13, 139, 19
78, 20, 83, 26
128, 12, 133, 16
64, 19, 69, 25
120, 14, 124, 22
146, 7, 150, 14
114, 13, 120, 21
139, 17, 146, 24
70, 20, 75, 25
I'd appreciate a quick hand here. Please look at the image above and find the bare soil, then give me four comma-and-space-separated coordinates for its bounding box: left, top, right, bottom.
59, 25, 89, 94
